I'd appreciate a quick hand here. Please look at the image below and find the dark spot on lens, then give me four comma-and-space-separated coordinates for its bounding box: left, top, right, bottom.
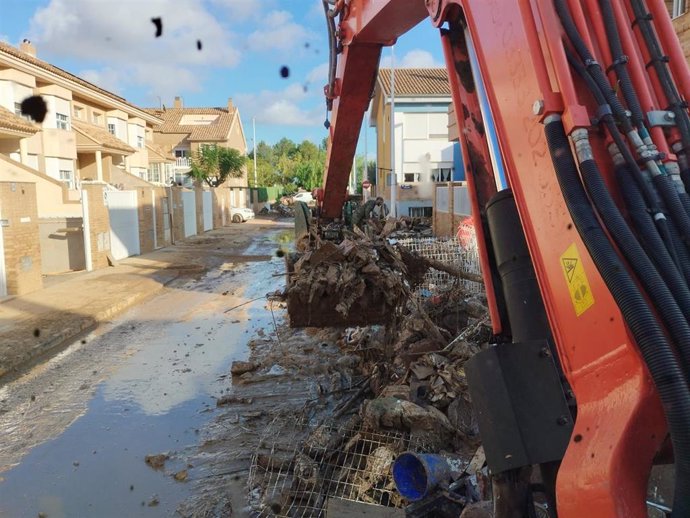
81, 339, 87, 344
280, 66, 290, 78
303, 84, 308, 93
33, 328, 40, 337
21, 96, 48, 123
304, 42, 310, 48
573, 434, 583, 443
197, 40, 202, 51
151, 17, 163, 37
276, 249, 285, 258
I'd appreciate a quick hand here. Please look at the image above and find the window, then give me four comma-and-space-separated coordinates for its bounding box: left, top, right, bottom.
404, 173, 421, 183
56, 113, 70, 130
59, 169, 75, 189
431, 168, 452, 182
73, 106, 83, 119
92, 112, 101, 125
175, 149, 189, 158
107, 123, 116, 136
14, 102, 22, 115
409, 207, 433, 218
137, 135, 144, 148
147, 163, 162, 183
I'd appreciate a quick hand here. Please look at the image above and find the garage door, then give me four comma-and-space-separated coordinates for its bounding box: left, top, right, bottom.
106, 190, 140, 260
181, 191, 196, 238
203, 191, 213, 231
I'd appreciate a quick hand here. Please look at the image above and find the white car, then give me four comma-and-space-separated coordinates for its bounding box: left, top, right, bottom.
292, 192, 314, 204
230, 207, 255, 223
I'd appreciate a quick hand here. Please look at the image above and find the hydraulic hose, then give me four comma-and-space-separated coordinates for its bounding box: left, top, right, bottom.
629, 0, 690, 153
573, 130, 690, 372
618, 166, 687, 279
599, 0, 645, 129
545, 115, 690, 516
554, 0, 633, 132
668, 217, 690, 285
653, 173, 690, 244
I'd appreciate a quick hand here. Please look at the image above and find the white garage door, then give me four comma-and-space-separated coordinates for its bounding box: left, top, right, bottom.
203, 191, 213, 231
181, 191, 196, 238
106, 190, 140, 260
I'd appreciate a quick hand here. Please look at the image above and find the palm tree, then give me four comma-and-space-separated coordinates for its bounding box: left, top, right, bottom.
187, 146, 246, 187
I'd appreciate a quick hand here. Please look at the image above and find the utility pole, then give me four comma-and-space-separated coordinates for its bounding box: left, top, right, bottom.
252, 117, 258, 187
363, 108, 369, 200
390, 45, 397, 218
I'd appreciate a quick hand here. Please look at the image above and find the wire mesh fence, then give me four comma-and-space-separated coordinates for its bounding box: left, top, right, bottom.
248, 418, 428, 517
394, 223, 482, 296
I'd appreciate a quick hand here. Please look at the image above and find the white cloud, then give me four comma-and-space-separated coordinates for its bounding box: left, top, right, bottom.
307, 62, 328, 85
246, 10, 313, 53
236, 82, 323, 126
26, 0, 240, 99
210, 0, 268, 20
380, 49, 443, 69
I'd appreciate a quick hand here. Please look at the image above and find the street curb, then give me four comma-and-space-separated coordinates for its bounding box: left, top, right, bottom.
0, 270, 181, 382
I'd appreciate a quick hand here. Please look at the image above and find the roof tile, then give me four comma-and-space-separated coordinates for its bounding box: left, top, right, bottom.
377, 68, 450, 97
72, 120, 136, 153
0, 106, 39, 135
143, 107, 236, 142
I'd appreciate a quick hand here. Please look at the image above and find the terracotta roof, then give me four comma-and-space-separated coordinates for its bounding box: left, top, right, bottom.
377, 68, 450, 97
72, 120, 136, 154
0, 42, 161, 123
143, 107, 236, 142
146, 141, 174, 162
0, 106, 39, 135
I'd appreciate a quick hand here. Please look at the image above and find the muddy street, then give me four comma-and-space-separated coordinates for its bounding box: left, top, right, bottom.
0, 221, 293, 517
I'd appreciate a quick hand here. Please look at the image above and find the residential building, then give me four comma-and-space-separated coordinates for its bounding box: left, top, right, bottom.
144, 97, 249, 207
370, 68, 463, 218
0, 40, 165, 194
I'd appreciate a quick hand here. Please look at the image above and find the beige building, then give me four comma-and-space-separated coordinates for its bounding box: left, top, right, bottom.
145, 97, 249, 207
370, 68, 460, 218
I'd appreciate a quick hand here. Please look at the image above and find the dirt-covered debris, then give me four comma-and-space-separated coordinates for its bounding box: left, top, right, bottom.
145, 453, 169, 470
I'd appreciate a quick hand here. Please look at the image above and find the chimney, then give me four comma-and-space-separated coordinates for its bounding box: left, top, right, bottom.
173, 96, 183, 109
19, 39, 36, 57
227, 97, 234, 111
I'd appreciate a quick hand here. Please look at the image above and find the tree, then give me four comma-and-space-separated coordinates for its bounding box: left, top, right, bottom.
188, 146, 246, 187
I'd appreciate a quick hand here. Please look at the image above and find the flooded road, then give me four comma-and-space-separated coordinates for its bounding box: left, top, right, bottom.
0, 224, 290, 517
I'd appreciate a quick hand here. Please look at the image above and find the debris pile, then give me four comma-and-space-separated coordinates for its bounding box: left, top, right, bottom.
252, 227, 493, 516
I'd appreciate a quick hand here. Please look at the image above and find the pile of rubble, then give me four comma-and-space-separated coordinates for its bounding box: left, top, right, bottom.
252, 227, 493, 516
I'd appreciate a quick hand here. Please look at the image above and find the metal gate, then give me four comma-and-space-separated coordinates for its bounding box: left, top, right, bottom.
181, 190, 196, 237
161, 197, 171, 243
106, 190, 140, 260
203, 191, 213, 231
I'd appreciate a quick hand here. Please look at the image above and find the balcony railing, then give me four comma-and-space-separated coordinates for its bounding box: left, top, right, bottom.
175, 157, 191, 168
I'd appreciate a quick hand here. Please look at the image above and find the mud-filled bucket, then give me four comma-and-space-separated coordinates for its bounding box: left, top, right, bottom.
392, 452, 456, 501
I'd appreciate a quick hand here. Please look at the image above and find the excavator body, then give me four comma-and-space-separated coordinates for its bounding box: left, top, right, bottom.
288, 0, 690, 516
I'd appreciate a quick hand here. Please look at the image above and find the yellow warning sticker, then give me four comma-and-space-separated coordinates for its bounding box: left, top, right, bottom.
560, 243, 595, 316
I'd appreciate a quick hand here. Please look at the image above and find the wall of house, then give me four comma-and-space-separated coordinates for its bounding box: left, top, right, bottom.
195, 187, 204, 235
81, 182, 111, 270
0, 181, 42, 294
38, 217, 85, 274
0, 154, 81, 218
170, 187, 186, 243
154, 187, 171, 248
433, 182, 472, 237
674, 10, 690, 60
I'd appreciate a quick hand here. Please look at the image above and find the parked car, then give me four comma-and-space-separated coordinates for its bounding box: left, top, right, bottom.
230, 207, 255, 223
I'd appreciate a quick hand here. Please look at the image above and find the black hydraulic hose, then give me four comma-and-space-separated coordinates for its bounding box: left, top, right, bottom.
565, 47, 660, 208
554, 0, 633, 132
668, 217, 690, 285
599, 0, 645, 129
545, 116, 690, 517
616, 166, 690, 318
653, 173, 690, 244
629, 0, 690, 152
574, 134, 690, 372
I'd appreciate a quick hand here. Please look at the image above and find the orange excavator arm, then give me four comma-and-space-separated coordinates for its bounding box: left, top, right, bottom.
318, 1, 690, 517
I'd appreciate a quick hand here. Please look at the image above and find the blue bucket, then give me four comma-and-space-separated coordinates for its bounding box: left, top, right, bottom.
392, 453, 453, 501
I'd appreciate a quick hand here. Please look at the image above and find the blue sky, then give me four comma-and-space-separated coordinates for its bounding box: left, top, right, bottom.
0, 0, 445, 152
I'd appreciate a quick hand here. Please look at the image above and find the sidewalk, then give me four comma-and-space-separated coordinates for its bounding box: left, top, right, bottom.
0, 219, 289, 380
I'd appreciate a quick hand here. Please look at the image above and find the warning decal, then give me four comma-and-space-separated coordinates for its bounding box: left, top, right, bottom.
560, 243, 594, 316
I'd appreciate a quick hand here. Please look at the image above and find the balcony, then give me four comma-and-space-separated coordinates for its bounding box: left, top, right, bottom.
175, 157, 191, 169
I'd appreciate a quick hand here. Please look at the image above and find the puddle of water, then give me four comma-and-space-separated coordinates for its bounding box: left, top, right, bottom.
0, 250, 284, 517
